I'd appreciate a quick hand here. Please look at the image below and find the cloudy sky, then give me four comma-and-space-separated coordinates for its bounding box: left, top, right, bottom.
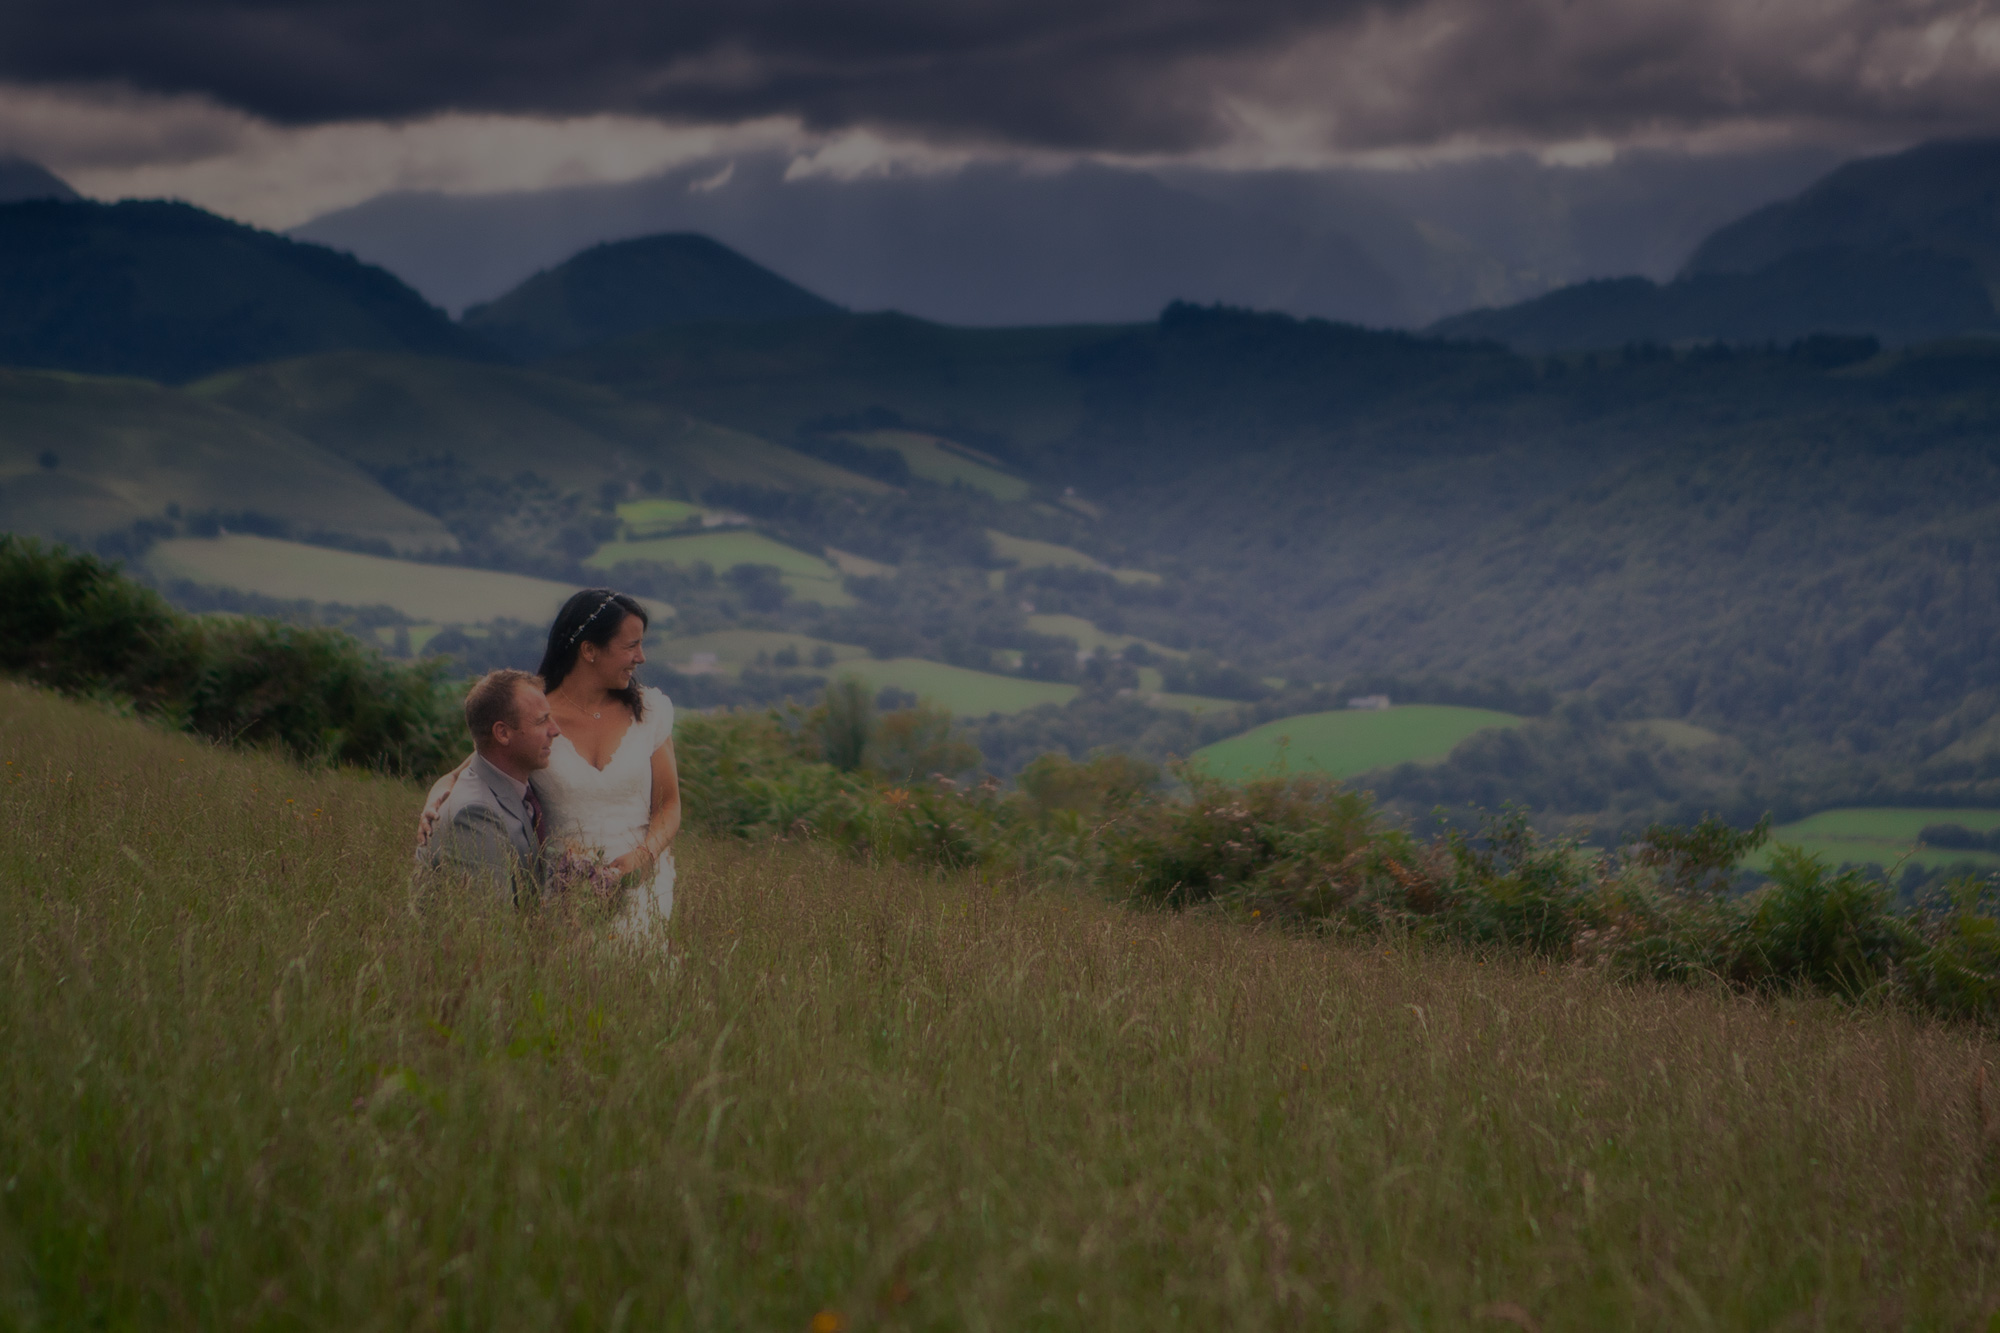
2, 0, 1997, 228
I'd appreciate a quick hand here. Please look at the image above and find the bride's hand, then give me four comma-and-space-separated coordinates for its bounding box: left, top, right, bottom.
414, 759, 469, 847
608, 843, 663, 879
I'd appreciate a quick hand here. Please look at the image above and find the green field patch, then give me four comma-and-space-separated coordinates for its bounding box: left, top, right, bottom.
988, 529, 1104, 571
659, 629, 867, 675
831, 659, 1078, 716
616, 498, 709, 537
1025, 612, 1182, 659
987, 530, 1158, 585
149, 536, 670, 627
1754, 807, 2000, 873
587, 530, 852, 606
850, 429, 1030, 501
1195, 705, 1527, 781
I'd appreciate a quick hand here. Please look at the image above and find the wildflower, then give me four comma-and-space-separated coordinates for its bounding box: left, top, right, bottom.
810, 1311, 846, 1333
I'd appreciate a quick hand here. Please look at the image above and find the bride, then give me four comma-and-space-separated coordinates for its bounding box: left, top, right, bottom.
422, 588, 680, 936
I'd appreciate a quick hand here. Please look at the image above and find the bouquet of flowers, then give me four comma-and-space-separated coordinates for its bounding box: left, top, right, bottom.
549, 847, 624, 903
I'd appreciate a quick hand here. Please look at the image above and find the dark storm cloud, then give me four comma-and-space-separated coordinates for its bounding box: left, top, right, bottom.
0, 0, 1363, 151
3, 0, 2000, 153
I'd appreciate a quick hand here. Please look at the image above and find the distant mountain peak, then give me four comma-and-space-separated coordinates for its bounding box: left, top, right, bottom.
1683, 137, 2000, 286
1429, 137, 2000, 352
0, 156, 79, 204
461, 231, 844, 360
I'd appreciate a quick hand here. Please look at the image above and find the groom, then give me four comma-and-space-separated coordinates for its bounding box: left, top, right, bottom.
420, 669, 562, 906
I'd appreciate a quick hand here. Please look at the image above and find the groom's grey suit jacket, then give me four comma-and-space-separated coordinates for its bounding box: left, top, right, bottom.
419, 754, 547, 906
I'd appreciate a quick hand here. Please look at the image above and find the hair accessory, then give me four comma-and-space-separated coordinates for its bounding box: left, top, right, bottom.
564, 592, 619, 648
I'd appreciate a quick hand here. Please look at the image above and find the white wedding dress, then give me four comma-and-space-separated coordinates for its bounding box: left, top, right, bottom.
532, 685, 676, 938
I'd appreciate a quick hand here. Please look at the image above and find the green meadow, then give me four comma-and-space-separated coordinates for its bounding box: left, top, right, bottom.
1194, 705, 1527, 781
4, 683, 1996, 1328
146, 535, 672, 626
587, 530, 853, 606
850, 428, 1031, 501
832, 657, 1080, 716
614, 497, 709, 536
1752, 807, 2000, 873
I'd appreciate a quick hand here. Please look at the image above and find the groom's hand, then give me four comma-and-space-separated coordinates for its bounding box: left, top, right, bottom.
414, 766, 462, 847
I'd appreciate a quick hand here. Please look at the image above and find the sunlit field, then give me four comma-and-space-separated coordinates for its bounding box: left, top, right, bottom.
2, 681, 1996, 1329
1755, 807, 2000, 873
1194, 705, 1528, 782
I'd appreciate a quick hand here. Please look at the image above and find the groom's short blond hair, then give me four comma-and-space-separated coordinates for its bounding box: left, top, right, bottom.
465, 669, 544, 744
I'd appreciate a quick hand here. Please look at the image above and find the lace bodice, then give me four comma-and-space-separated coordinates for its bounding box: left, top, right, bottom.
532, 686, 675, 861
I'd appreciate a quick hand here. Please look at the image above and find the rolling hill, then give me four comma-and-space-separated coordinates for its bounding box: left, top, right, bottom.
0, 368, 454, 554
0, 199, 495, 382
193, 351, 886, 499
462, 233, 843, 360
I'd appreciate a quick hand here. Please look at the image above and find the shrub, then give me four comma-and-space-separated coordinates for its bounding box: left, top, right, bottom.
1897, 877, 2000, 1023
1435, 808, 1596, 955
0, 536, 459, 776
1738, 847, 1910, 998
1107, 767, 1396, 913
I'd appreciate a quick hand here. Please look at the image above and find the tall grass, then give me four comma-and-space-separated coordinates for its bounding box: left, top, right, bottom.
3, 681, 1997, 1328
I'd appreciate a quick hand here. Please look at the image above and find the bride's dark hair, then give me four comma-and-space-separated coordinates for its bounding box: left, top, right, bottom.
539, 588, 651, 720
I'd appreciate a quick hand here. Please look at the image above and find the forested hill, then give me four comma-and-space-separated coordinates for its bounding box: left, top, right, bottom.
548, 304, 2000, 811
0, 199, 494, 382
463, 233, 844, 359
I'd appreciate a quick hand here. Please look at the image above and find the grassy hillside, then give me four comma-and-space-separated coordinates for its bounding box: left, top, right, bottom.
194, 351, 888, 498
148, 535, 671, 626
0, 199, 491, 382
1195, 705, 1526, 782
0, 367, 454, 554
463, 232, 843, 360
5, 683, 1996, 1326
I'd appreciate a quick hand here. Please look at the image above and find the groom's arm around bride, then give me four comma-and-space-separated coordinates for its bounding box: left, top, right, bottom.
416, 669, 562, 907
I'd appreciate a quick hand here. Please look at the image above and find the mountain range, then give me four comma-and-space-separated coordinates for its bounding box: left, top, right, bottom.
291, 146, 1842, 327
5, 140, 2000, 832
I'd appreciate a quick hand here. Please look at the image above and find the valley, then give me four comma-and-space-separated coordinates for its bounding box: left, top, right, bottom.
6, 142, 2000, 855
